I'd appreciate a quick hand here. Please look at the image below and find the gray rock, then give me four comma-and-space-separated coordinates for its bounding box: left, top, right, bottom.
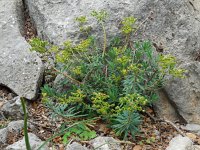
53, 73, 69, 93
0, 128, 8, 144
90, 136, 121, 150
5, 133, 49, 150
0, 120, 34, 146
0, 0, 44, 100
164, 62, 200, 123
135, 0, 200, 124
181, 124, 200, 133
0, 120, 28, 148
1, 96, 24, 119
132, 0, 200, 124
7, 120, 35, 132
154, 89, 180, 122
25, 0, 200, 123
65, 142, 89, 150
166, 135, 194, 150
6, 120, 24, 133
194, 145, 200, 150
24, 0, 141, 45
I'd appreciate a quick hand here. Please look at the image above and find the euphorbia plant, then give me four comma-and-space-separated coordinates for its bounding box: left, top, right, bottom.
30, 10, 186, 140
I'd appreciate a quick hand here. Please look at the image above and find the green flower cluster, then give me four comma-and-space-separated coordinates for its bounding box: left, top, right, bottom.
158, 54, 186, 78
121, 16, 137, 34
118, 94, 148, 112
59, 89, 86, 104
91, 92, 112, 115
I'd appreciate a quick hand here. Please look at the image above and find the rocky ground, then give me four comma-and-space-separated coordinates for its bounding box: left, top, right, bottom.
1, 88, 200, 150
1, 0, 200, 149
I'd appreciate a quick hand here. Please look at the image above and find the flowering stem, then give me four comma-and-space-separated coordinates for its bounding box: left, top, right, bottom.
101, 22, 107, 58
53, 67, 83, 85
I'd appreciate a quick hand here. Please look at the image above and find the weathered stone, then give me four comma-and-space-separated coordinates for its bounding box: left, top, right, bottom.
164, 62, 200, 123
0, 128, 8, 144
194, 145, 200, 150
181, 124, 200, 133
0, 120, 31, 149
25, 0, 200, 123
7, 120, 24, 132
0, 0, 44, 100
25, 0, 141, 45
132, 0, 200, 124
166, 135, 194, 150
5, 133, 49, 150
1, 96, 24, 119
65, 142, 89, 150
154, 89, 180, 122
53, 74, 69, 93
90, 136, 121, 150
0, 120, 35, 147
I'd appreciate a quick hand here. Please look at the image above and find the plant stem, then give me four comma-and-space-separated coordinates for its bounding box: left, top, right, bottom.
133, 11, 152, 35
21, 97, 31, 150
53, 67, 83, 85
101, 22, 107, 58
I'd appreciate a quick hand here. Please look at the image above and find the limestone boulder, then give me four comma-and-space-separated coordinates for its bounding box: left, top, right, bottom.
25, 0, 142, 45
5, 133, 49, 150
0, 128, 8, 145
166, 135, 194, 150
0, 0, 44, 100
0, 120, 34, 149
90, 136, 121, 150
25, 0, 200, 123
181, 124, 200, 133
65, 142, 89, 150
1, 96, 24, 120
164, 62, 200, 123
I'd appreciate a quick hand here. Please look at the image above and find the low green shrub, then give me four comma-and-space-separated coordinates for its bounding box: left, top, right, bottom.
30, 10, 185, 140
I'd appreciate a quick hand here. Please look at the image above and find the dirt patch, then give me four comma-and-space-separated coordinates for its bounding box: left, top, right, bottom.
194, 50, 200, 61
0, 86, 16, 101
23, 2, 37, 41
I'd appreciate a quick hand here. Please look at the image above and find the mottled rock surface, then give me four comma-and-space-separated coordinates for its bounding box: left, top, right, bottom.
166, 135, 194, 150
0, 120, 26, 147
154, 89, 180, 122
0, 128, 8, 145
90, 136, 121, 150
65, 142, 89, 150
0, 0, 44, 100
0, 120, 36, 149
164, 62, 200, 123
1, 96, 24, 119
5, 133, 49, 150
25, 0, 140, 45
181, 124, 200, 133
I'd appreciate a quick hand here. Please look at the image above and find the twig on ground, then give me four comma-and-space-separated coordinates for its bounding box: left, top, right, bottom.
53, 67, 83, 85
144, 112, 185, 136
66, 139, 74, 149
0, 111, 6, 120
145, 111, 158, 122
115, 140, 135, 145
163, 119, 185, 137
81, 139, 135, 145
29, 121, 53, 131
